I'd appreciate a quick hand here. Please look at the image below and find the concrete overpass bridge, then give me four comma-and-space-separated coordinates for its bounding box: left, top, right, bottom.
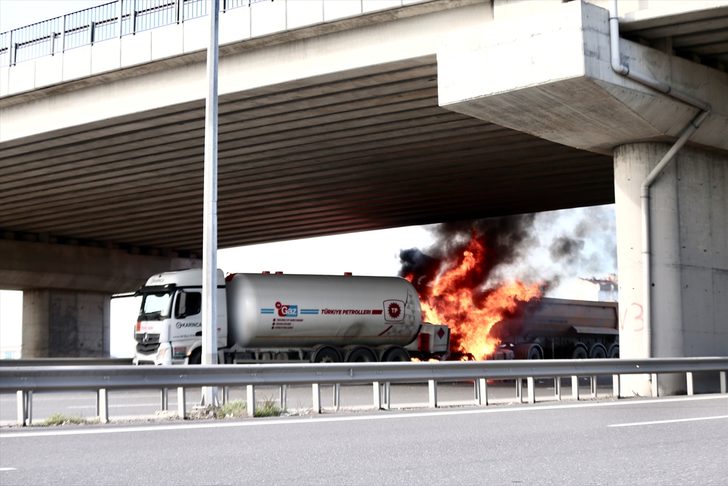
1, 0, 726, 393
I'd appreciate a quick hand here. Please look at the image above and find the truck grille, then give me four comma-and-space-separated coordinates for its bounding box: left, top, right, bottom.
135, 333, 160, 354
136, 342, 161, 354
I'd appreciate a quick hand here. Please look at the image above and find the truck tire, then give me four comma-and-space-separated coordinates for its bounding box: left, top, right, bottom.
571, 344, 588, 360
345, 346, 377, 362
608, 344, 620, 358
187, 348, 201, 365
589, 343, 607, 359
527, 345, 544, 360
310, 345, 342, 363
381, 346, 410, 362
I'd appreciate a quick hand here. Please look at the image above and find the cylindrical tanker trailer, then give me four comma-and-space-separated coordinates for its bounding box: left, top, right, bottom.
133, 268, 450, 365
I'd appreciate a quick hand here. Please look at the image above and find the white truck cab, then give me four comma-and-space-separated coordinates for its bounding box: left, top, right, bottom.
133, 269, 227, 365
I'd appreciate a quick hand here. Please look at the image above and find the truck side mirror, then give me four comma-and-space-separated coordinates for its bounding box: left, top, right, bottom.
176, 291, 187, 318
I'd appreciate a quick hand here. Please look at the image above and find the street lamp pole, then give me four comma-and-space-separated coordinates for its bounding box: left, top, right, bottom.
201, 0, 220, 406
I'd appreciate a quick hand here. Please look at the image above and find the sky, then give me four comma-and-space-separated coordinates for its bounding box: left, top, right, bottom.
0, 1, 618, 358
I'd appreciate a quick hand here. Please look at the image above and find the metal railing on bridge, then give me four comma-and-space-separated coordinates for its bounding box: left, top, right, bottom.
1, 357, 726, 426
0, 0, 263, 67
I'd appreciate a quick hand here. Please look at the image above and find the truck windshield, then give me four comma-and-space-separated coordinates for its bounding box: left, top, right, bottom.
138, 291, 173, 320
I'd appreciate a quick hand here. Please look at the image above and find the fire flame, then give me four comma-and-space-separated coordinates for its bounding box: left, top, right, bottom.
406, 236, 541, 360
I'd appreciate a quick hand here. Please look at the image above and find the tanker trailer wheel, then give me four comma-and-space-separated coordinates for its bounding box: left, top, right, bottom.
608, 344, 620, 359
571, 344, 588, 360
589, 343, 607, 359
345, 346, 377, 362
527, 345, 544, 360
310, 345, 342, 363
381, 346, 410, 362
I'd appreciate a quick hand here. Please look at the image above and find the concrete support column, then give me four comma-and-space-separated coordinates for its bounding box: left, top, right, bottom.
22, 289, 111, 357
614, 143, 728, 395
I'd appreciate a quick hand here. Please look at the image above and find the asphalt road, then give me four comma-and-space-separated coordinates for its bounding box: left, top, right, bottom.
1, 395, 726, 485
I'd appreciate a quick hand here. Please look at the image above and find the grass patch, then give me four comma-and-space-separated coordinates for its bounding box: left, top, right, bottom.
42, 413, 98, 426
208, 398, 283, 418
254, 398, 282, 418
216, 400, 247, 418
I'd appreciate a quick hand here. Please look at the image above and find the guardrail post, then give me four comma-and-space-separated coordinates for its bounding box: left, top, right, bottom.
373, 381, 381, 410
590, 375, 597, 399
686, 372, 694, 396
311, 383, 321, 414
383, 382, 390, 410
477, 378, 488, 406
280, 385, 288, 410
651, 373, 659, 397
331, 384, 339, 411
428, 380, 438, 408
571, 375, 579, 400
16, 390, 32, 426
246, 384, 256, 417
97, 388, 109, 424
516, 379, 524, 403
527, 376, 535, 404
612, 374, 620, 398
721, 371, 726, 394
161, 388, 169, 410
221, 386, 229, 405
554, 377, 561, 400
177, 386, 186, 419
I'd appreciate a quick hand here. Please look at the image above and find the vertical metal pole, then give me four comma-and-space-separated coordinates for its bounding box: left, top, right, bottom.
554, 377, 562, 400
201, 0, 221, 407
177, 386, 186, 419
720, 371, 726, 394
590, 375, 597, 398
516, 379, 524, 403
246, 385, 255, 417
161, 388, 169, 410
117, 0, 124, 38
383, 382, 390, 410
651, 373, 659, 397
26, 391, 33, 426
372, 381, 381, 410
280, 385, 288, 410
686, 372, 694, 396
428, 380, 437, 408
332, 384, 340, 411
477, 378, 488, 406
612, 374, 620, 398
16, 390, 26, 426
61, 15, 66, 52
527, 376, 535, 404
571, 375, 579, 400
97, 388, 109, 424
312, 383, 321, 414
132, 0, 138, 34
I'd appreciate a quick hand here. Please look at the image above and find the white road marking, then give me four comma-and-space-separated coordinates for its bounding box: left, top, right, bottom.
0, 467, 18, 472
0, 394, 725, 439
608, 415, 728, 428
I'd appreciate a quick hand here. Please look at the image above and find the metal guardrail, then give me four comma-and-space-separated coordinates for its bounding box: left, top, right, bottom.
1, 358, 726, 426
0, 0, 265, 67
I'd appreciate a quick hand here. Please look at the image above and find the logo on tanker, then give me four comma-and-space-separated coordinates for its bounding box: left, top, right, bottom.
383, 300, 405, 322
275, 301, 298, 317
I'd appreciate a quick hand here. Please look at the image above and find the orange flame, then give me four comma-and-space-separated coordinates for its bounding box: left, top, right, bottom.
410, 237, 541, 360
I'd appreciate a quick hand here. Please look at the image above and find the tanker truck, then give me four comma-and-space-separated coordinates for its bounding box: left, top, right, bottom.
133, 269, 450, 365
489, 298, 619, 360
